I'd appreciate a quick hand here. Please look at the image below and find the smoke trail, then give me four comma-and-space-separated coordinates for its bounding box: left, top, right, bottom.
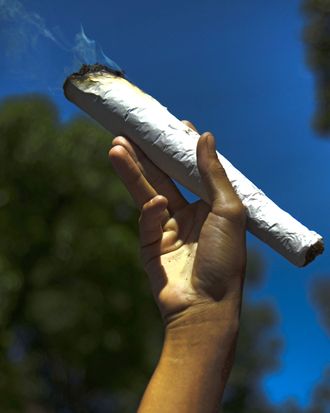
73, 25, 122, 71
0, 0, 122, 91
0, 0, 63, 47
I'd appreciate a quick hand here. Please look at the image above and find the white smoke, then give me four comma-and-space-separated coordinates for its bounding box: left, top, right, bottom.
0, 0, 122, 88
73, 25, 122, 71
0, 0, 61, 46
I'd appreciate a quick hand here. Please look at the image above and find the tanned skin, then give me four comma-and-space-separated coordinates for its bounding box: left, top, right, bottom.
109, 121, 247, 413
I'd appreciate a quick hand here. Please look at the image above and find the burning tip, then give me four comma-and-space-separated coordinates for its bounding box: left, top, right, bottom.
73, 63, 125, 78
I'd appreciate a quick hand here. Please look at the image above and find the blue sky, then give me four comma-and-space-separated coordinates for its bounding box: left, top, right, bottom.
1, 0, 329, 407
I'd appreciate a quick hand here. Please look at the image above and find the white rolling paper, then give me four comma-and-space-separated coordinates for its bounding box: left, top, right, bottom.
63, 65, 324, 267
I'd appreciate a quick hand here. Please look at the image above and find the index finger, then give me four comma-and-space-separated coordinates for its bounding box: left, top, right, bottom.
109, 144, 170, 221
112, 136, 187, 214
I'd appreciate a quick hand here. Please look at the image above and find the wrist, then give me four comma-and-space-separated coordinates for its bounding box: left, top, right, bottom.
165, 294, 241, 335
138, 294, 242, 413
164, 298, 241, 361
150, 301, 240, 412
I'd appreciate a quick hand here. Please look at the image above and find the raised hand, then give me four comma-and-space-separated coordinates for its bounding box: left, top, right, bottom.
109, 122, 246, 325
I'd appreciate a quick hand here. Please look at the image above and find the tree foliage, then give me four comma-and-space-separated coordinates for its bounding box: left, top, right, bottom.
302, 0, 330, 134
0, 95, 162, 412
311, 276, 330, 335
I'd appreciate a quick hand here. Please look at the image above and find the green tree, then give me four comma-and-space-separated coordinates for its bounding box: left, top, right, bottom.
0, 95, 162, 412
311, 276, 330, 334
307, 277, 330, 413
302, 0, 330, 134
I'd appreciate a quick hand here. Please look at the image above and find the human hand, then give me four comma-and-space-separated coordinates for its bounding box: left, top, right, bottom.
109, 121, 247, 326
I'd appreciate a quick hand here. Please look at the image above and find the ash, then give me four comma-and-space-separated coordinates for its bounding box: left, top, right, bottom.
73, 63, 125, 78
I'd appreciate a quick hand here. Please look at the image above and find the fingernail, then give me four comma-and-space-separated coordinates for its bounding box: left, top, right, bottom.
206, 133, 215, 154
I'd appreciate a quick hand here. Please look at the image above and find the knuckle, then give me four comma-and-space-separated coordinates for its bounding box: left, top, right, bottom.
139, 204, 149, 222
231, 202, 246, 218
228, 202, 246, 222
215, 201, 246, 223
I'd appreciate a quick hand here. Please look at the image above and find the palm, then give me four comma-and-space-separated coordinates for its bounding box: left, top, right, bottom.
144, 200, 245, 320
143, 201, 206, 318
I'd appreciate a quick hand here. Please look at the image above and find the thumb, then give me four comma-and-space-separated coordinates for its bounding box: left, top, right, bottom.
197, 132, 245, 221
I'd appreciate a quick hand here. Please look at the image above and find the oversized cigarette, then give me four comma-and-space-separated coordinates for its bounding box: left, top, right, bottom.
63, 64, 324, 267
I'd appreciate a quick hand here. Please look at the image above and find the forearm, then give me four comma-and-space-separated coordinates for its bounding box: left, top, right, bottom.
138, 301, 240, 413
